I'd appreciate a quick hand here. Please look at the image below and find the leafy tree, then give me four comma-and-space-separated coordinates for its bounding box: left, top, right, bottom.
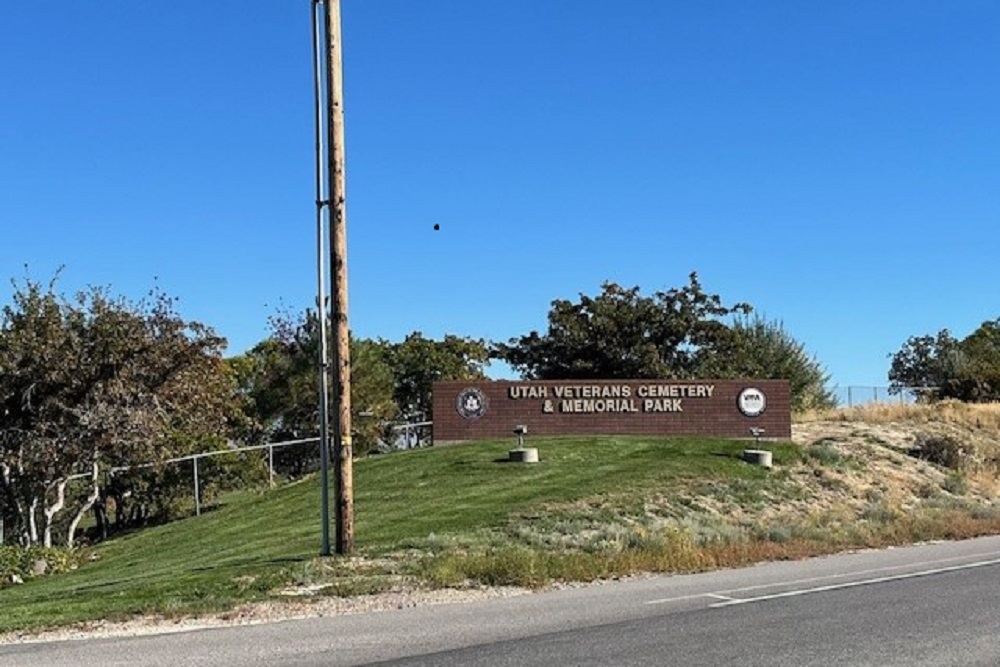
350, 338, 399, 453
714, 315, 836, 411
235, 323, 489, 458
234, 310, 398, 461
236, 339, 317, 447
496, 273, 751, 380
382, 332, 490, 421
890, 319, 1000, 402
0, 278, 234, 547
888, 330, 962, 397
958, 319, 1000, 400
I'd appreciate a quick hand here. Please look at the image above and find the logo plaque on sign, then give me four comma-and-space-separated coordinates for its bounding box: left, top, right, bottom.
456, 388, 488, 419
737, 387, 766, 417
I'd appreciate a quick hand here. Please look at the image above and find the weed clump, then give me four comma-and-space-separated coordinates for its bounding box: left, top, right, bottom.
942, 472, 969, 496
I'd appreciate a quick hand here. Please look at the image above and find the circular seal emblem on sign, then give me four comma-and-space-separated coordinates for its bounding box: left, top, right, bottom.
456, 387, 488, 420
738, 387, 767, 417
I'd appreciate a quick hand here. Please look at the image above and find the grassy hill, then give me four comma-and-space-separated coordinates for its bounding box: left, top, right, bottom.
3, 402, 1000, 636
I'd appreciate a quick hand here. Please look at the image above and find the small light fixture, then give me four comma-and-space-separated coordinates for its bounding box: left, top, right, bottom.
513, 424, 527, 449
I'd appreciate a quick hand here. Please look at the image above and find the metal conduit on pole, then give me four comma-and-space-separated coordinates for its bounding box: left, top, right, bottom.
311, 0, 333, 557
312, 0, 353, 555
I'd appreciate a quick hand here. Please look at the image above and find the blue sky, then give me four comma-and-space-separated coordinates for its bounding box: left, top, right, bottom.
2, 1, 997, 388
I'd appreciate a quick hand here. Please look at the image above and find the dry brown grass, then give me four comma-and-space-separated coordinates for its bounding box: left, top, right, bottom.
669, 402, 1000, 574
796, 400, 1000, 478
797, 400, 1000, 431
699, 509, 1000, 568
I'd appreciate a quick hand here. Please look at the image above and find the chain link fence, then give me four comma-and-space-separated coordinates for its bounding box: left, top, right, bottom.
2, 424, 447, 546
828, 386, 930, 408
0, 438, 325, 546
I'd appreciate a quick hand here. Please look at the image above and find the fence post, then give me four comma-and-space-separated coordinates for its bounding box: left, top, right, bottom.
193, 456, 201, 517
268, 444, 274, 489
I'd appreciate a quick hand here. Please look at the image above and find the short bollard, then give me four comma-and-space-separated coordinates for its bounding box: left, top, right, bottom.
742, 449, 773, 468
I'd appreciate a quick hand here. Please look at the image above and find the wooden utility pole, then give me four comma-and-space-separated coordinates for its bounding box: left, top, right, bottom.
318, 0, 353, 555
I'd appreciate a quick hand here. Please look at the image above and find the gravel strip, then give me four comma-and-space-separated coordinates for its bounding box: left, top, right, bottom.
0, 585, 533, 645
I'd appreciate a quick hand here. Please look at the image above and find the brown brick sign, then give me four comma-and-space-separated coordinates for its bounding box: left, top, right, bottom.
432, 379, 790, 442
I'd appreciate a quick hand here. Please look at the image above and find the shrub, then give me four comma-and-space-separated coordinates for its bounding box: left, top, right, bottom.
911, 433, 968, 470
861, 502, 900, 524
806, 442, 845, 466
942, 472, 969, 496
0, 546, 82, 588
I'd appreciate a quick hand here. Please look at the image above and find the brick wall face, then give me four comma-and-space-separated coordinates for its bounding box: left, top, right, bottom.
432, 379, 791, 442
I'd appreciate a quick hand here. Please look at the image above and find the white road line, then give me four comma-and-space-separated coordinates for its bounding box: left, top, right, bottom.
644, 592, 720, 605
645, 549, 1000, 606
709, 557, 1000, 608
705, 594, 736, 602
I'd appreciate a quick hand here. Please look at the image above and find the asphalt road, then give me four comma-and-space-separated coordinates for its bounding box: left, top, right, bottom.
5, 536, 1000, 666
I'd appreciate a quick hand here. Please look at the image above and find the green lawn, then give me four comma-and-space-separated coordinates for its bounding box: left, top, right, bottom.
0, 436, 800, 633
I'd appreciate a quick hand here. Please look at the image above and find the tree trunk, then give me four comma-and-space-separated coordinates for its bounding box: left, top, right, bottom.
7, 497, 27, 546
93, 495, 108, 541
3, 462, 31, 544
43, 479, 69, 548
28, 497, 39, 545
68, 463, 101, 548
0, 463, 13, 542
